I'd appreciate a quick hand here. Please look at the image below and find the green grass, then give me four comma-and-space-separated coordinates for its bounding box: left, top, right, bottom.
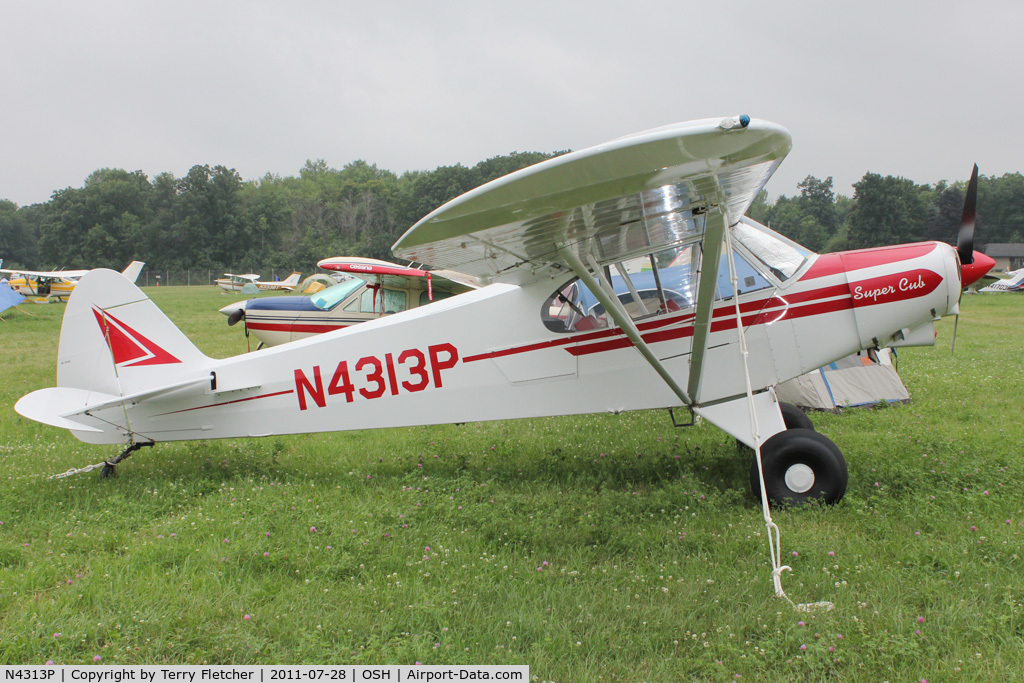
2, 287, 1023, 680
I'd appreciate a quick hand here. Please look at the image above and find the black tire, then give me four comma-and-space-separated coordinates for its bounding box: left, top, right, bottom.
735, 402, 814, 450
750, 428, 847, 506
780, 402, 814, 431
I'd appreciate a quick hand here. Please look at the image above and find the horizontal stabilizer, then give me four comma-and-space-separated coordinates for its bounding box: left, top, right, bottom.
15, 388, 114, 433
16, 374, 212, 435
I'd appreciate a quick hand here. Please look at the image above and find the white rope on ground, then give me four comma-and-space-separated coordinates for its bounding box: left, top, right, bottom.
50, 460, 112, 479
722, 225, 832, 613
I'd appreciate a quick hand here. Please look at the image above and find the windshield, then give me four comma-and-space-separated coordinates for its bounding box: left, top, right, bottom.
310, 278, 364, 310
733, 218, 810, 281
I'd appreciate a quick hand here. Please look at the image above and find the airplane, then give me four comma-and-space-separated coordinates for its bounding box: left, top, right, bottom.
1, 261, 145, 300
218, 257, 480, 347
215, 272, 302, 292
293, 272, 346, 295
15, 116, 992, 516
978, 268, 1024, 292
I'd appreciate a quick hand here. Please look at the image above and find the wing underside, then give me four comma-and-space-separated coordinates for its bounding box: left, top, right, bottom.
392, 117, 792, 286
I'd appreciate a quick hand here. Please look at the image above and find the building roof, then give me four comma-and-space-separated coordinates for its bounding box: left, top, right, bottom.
983, 243, 1024, 258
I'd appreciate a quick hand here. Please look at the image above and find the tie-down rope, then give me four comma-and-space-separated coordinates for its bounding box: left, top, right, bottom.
722, 226, 832, 613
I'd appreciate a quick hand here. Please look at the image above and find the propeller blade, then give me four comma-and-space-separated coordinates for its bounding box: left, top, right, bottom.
227, 308, 244, 327
957, 164, 979, 266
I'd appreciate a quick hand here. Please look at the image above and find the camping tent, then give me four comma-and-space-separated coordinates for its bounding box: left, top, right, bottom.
776, 348, 910, 411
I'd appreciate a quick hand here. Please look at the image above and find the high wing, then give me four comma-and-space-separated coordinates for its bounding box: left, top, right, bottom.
392, 116, 792, 407
0, 268, 86, 281
0, 261, 143, 283
392, 116, 791, 287
317, 257, 481, 294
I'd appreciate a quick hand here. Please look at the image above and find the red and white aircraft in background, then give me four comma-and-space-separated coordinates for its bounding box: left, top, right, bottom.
218, 257, 480, 347
16, 116, 992, 510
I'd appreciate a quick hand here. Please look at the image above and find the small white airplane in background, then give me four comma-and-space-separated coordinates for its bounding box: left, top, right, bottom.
16, 117, 992, 514
218, 257, 480, 347
1, 261, 144, 300
978, 268, 1024, 292
215, 272, 302, 292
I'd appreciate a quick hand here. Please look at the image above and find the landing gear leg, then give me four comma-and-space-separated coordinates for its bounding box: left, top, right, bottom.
100, 442, 154, 478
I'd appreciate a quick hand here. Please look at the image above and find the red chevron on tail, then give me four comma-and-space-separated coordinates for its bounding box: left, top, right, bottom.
92, 307, 181, 367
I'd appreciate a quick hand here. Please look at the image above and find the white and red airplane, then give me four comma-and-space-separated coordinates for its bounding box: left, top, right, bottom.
978, 268, 1024, 292
218, 257, 480, 347
15, 117, 992, 509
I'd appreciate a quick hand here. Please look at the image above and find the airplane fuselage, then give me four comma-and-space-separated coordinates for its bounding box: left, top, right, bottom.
64, 240, 961, 446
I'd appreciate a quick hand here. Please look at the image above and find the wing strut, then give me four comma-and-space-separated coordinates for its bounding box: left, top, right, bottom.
687, 208, 727, 402
556, 245, 692, 407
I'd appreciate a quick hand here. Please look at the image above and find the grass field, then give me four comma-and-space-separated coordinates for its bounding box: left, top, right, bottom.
1, 286, 1022, 680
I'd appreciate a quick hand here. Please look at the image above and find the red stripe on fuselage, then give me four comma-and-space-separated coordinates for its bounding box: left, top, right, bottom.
464, 276, 878, 363
154, 389, 295, 416
245, 322, 353, 334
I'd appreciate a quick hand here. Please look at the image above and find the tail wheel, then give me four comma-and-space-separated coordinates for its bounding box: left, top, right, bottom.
750, 428, 847, 506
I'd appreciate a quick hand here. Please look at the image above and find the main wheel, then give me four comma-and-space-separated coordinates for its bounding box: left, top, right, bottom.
750, 428, 847, 506
780, 402, 814, 431
735, 402, 814, 450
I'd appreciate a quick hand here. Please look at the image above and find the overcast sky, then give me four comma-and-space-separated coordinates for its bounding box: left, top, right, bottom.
2, 0, 1021, 207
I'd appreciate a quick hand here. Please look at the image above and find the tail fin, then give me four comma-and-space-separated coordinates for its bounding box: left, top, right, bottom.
282, 271, 302, 287
120, 260, 145, 283
16, 269, 212, 443
56, 268, 210, 397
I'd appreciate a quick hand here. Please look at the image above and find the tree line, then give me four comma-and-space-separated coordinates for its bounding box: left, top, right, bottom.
2, 154, 1022, 273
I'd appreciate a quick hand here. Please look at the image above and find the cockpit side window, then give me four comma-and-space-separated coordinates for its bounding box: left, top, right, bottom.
714, 251, 772, 300
358, 287, 407, 314
419, 290, 454, 306
541, 244, 698, 333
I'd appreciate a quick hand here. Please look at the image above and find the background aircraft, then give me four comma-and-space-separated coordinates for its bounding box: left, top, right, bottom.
215, 272, 301, 292
979, 268, 1024, 292
219, 257, 479, 347
1, 261, 144, 300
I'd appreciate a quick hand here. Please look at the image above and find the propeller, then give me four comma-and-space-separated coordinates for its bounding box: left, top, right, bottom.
227, 307, 245, 327
952, 164, 982, 356
956, 164, 979, 267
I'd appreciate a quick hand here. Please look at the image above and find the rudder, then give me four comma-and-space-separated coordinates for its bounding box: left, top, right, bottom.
57, 269, 211, 398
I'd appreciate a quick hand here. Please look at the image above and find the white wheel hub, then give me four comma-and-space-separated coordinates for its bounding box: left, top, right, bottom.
784, 463, 815, 493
